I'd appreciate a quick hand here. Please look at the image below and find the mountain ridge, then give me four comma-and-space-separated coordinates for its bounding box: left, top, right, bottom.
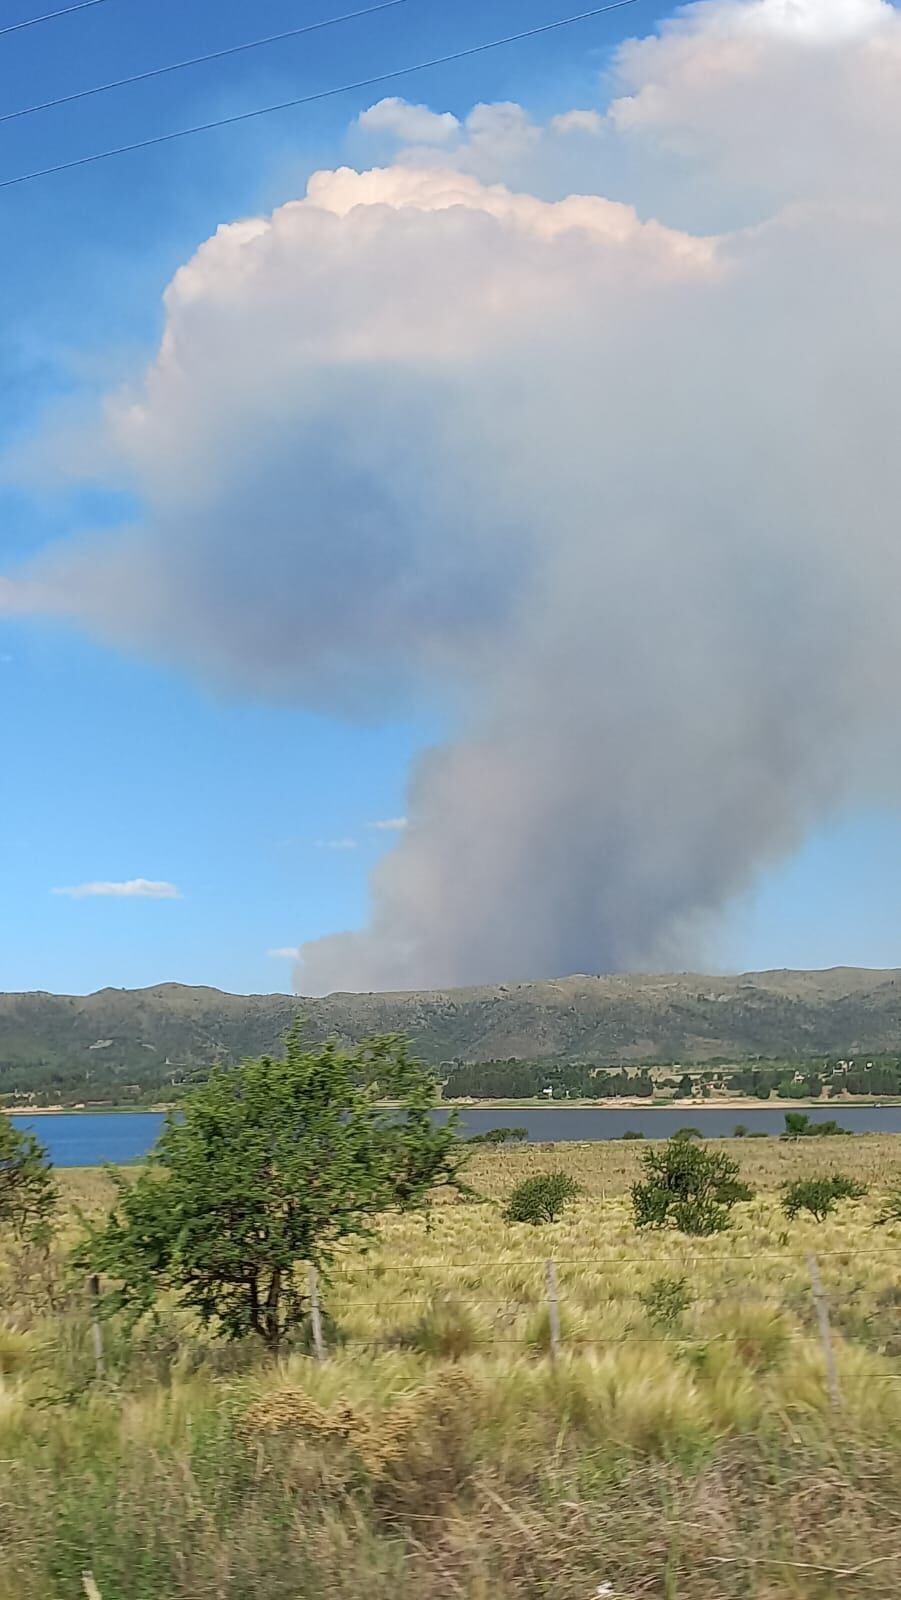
2, 968, 901, 1089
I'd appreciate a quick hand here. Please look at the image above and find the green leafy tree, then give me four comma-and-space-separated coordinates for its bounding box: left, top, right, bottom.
504, 1171, 581, 1225
0, 1118, 56, 1243
782, 1174, 866, 1222
82, 1033, 469, 1350
631, 1139, 753, 1236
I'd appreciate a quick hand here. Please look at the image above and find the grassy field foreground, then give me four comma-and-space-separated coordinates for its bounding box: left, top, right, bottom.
3, 1138, 901, 1599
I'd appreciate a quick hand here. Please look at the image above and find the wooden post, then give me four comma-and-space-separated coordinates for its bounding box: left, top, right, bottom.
308, 1263, 326, 1362
545, 1258, 561, 1363
87, 1274, 105, 1381
807, 1252, 840, 1408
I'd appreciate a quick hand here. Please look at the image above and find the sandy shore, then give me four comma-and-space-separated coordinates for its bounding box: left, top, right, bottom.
443, 1094, 901, 1110
7, 1094, 901, 1115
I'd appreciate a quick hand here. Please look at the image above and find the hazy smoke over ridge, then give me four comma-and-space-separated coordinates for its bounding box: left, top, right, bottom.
4, 0, 901, 992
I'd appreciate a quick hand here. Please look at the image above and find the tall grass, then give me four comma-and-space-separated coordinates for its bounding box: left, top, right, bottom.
2, 1138, 901, 1597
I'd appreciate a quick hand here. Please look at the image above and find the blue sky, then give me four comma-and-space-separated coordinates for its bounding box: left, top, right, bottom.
2, 0, 899, 995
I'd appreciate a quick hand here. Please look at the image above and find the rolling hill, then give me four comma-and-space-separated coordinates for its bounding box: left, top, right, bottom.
3, 968, 901, 1095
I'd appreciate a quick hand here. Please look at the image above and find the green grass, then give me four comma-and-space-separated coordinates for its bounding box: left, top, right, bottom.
3, 1138, 901, 1598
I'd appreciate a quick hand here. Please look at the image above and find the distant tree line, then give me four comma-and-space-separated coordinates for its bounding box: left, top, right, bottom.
729, 1060, 901, 1099
0, 1057, 209, 1109
6, 1047, 901, 1109
442, 1055, 901, 1103
442, 1060, 655, 1100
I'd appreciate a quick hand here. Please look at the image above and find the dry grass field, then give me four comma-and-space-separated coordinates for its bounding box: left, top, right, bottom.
3, 1137, 901, 1599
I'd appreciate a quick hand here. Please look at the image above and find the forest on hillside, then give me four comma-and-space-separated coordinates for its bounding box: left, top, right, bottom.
5, 1049, 901, 1109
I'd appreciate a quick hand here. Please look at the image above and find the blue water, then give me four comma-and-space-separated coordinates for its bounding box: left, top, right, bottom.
12, 1103, 901, 1167
12, 1112, 167, 1167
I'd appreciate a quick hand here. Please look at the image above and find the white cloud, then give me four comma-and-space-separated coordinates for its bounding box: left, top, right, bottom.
10, 0, 901, 993
314, 838, 358, 851
608, 0, 901, 211
353, 98, 546, 188
368, 817, 408, 831
550, 109, 604, 135
52, 879, 181, 900
358, 97, 460, 144
267, 946, 301, 959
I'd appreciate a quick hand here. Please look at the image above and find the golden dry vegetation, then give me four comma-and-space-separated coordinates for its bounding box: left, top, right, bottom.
3, 1137, 901, 1599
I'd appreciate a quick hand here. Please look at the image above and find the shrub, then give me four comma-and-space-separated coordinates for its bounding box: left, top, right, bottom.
393, 1295, 481, 1360
621, 1129, 645, 1140
782, 1173, 867, 1221
639, 1274, 692, 1328
465, 1127, 528, 1145
504, 1171, 581, 1225
782, 1112, 848, 1140
631, 1140, 753, 1236
0, 1118, 55, 1243
733, 1124, 749, 1138
670, 1127, 703, 1142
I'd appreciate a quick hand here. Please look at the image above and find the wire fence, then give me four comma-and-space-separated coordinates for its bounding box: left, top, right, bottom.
284, 1247, 901, 1399
78, 1243, 901, 1398
334, 1246, 901, 1271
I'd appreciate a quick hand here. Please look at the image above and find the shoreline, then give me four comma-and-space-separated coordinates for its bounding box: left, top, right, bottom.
7, 1094, 901, 1116
441, 1094, 901, 1111
3, 1103, 173, 1116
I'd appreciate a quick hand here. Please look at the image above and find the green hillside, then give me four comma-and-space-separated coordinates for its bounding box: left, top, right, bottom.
3, 968, 901, 1103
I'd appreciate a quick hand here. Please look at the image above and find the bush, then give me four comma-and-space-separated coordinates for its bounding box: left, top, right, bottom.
639, 1274, 692, 1328
733, 1124, 749, 1138
0, 1118, 55, 1243
621, 1129, 645, 1140
393, 1295, 481, 1360
782, 1112, 848, 1140
631, 1140, 753, 1236
504, 1171, 581, 1225
465, 1127, 528, 1146
782, 1174, 867, 1221
670, 1127, 703, 1142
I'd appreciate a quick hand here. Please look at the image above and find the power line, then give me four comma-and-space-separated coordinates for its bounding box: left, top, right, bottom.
0, 0, 641, 191
0, 0, 412, 128
0, 0, 107, 40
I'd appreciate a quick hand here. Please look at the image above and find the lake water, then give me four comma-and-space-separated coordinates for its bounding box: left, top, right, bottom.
11, 1103, 901, 1167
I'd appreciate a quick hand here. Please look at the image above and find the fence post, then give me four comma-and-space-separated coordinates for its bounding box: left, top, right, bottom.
545, 1258, 561, 1362
807, 1252, 840, 1408
308, 1263, 326, 1362
86, 1274, 105, 1381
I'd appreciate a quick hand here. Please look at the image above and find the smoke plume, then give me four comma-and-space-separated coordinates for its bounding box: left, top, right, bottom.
4, 0, 901, 991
